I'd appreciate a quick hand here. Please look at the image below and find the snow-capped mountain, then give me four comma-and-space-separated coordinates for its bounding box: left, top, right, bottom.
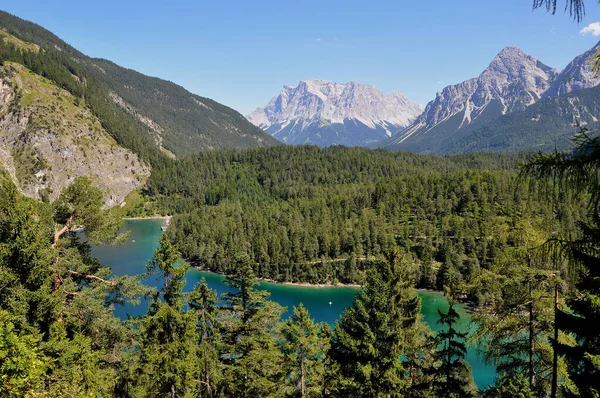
384, 47, 559, 151
247, 80, 423, 147
543, 40, 600, 97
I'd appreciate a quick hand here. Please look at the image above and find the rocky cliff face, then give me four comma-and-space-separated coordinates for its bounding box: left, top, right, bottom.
385, 47, 559, 149
0, 62, 150, 206
247, 80, 423, 147
543, 40, 600, 97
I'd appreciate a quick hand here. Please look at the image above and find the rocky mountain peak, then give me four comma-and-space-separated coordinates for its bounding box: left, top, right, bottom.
384, 46, 558, 149
543, 40, 600, 97
247, 80, 423, 147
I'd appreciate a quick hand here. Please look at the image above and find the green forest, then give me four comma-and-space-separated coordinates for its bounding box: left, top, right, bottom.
3, 132, 600, 396
147, 147, 580, 296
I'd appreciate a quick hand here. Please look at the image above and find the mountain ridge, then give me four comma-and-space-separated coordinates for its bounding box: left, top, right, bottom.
382, 41, 600, 154
382, 46, 559, 151
543, 40, 600, 97
0, 10, 277, 158
247, 79, 423, 147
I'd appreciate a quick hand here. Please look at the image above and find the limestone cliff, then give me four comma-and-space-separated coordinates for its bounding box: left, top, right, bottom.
0, 62, 150, 206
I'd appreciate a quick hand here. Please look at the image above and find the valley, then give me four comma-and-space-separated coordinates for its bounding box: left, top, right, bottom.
1, 3, 600, 397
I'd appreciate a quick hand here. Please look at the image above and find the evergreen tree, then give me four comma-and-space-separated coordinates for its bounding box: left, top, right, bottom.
522, 130, 600, 397
279, 304, 327, 397
0, 174, 145, 396
432, 300, 477, 398
220, 253, 285, 397
0, 310, 46, 397
482, 374, 535, 398
188, 278, 222, 398
328, 253, 429, 397
134, 235, 198, 397
473, 219, 560, 394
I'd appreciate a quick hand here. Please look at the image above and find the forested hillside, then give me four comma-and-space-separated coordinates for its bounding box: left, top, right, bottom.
3, 137, 597, 396
444, 84, 600, 153
0, 173, 477, 396
2, 0, 600, 396
0, 10, 277, 159
144, 146, 584, 303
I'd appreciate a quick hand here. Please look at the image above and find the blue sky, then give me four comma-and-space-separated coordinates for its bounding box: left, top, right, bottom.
5, 1, 600, 115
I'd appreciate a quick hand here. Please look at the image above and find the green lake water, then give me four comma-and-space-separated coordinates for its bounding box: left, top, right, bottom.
91, 219, 496, 388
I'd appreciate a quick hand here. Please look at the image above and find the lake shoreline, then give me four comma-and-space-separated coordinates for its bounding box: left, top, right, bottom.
123, 216, 171, 221
192, 266, 362, 288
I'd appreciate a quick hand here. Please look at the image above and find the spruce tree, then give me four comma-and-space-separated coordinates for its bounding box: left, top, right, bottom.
279, 304, 327, 397
189, 278, 222, 398
432, 300, 477, 398
135, 234, 198, 397
328, 253, 430, 397
220, 253, 285, 397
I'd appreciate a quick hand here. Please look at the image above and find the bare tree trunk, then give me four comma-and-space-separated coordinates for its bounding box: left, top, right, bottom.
300, 351, 306, 398
171, 383, 175, 398
51, 215, 74, 292
529, 280, 536, 389
551, 284, 559, 398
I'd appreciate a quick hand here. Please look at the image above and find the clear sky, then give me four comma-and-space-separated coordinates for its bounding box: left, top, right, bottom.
4, 1, 600, 115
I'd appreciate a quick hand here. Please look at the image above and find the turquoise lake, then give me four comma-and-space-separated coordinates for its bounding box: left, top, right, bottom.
91, 219, 496, 388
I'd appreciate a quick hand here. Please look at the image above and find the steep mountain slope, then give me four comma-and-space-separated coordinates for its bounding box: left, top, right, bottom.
247, 80, 423, 147
544, 40, 600, 97
442, 84, 600, 154
0, 61, 149, 205
0, 10, 277, 158
383, 47, 559, 153
83, 58, 276, 155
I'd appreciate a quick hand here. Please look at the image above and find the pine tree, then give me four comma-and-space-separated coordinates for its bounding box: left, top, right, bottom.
0, 174, 145, 395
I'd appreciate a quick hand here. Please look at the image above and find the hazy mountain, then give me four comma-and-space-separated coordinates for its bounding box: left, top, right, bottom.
248, 79, 423, 147
383, 47, 559, 152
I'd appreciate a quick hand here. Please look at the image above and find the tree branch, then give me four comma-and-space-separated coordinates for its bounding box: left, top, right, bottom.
52, 215, 75, 249
68, 270, 118, 286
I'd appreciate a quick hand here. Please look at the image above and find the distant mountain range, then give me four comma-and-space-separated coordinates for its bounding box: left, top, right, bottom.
247, 80, 423, 147
2, 8, 599, 205
382, 42, 600, 154
250, 42, 600, 153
